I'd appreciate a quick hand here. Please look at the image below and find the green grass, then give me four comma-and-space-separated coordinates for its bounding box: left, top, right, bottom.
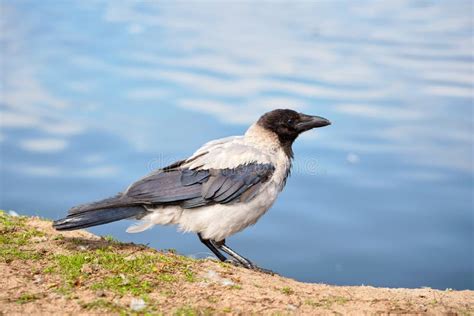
281, 287, 295, 295
305, 296, 350, 308
102, 235, 119, 243
0, 248, 42, 262
81, 299, 121, 311
54, 253, 90, 283
0, 210, 27, 229
0, 211, 43, 247
174, 306, 215, 316
0, 228, 45, 245
16, 293, 40, 304
81, 299, 140, 315
91, 275, 153, 296
82, 298, 165, 316
45, 239, 197, 296
0, 211, 45, 262
53, 234, 65, 241
157, 273, 178, 283
183, 268, 196, 282
0, 211, 203, 311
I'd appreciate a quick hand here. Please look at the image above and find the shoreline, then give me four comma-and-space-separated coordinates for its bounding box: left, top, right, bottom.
1, 211, 472, 315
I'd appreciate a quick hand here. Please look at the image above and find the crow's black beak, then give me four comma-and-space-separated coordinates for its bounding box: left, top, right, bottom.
296, 114, 331, 133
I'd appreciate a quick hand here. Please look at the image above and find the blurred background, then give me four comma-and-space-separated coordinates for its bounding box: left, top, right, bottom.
0, 1, 472, 290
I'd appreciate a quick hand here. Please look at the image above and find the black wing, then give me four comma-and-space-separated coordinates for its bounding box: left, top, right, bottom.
59, 162, 275, 230
68, 162, 275, 214
126, 163, 275, 209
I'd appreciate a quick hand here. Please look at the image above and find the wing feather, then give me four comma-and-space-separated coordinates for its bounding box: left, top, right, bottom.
124, 161, 275, 209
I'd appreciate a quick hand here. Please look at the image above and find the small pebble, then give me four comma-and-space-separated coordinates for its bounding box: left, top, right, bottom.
120, 274, 130, 285
31, 236, 48, 243
81, 264, 93, 274
287, 304, 298, 311
221, 279, 235, 286
204, 270, 235, 287
33, 275, 43, 284
124, 255, 137, 261
96, 290, 107, 298
130, 298, 146, 311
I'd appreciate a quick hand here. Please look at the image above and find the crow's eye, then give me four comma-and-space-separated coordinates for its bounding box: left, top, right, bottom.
287, 118, 294, 125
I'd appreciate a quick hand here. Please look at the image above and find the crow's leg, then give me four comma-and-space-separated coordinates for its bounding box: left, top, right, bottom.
198, 233, 227, 262
213, 240, 254, 268
213, 240, 276, 275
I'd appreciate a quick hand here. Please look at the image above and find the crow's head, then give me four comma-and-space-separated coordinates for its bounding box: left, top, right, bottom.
257, 109, 331, 149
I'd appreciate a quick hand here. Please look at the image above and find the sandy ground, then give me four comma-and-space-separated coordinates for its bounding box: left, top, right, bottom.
0, 213, 472, 315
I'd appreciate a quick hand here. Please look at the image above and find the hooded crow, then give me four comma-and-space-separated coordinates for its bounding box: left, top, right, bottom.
53, 109, 331, 272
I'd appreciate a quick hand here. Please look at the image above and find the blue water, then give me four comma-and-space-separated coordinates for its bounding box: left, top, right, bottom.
1, 1, 473, 290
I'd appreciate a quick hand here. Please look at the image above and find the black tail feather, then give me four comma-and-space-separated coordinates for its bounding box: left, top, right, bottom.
53, 207, 147, 231
68, 193, 128, 215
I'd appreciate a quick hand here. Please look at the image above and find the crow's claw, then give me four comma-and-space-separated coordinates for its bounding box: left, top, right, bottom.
224, 259, 242, 266
225, 259, 277, 275
254, 266, 278, 276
